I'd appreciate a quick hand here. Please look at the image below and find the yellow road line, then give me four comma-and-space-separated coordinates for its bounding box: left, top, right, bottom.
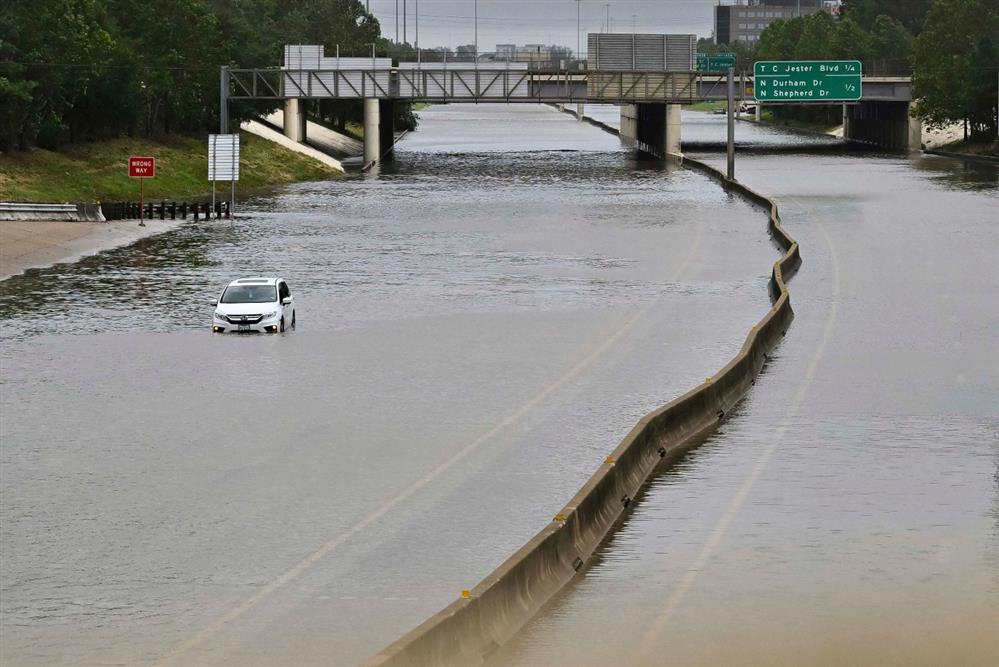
156, 197, 705, 665
633, 196, 841, 663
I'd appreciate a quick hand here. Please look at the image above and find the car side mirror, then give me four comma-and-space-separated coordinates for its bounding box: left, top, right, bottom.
281, 297, 292, 305
211, 299, 218, 306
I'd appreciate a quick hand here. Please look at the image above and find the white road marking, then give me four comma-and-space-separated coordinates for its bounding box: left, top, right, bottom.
633, 196, 841, 663
156, 193, 705, 665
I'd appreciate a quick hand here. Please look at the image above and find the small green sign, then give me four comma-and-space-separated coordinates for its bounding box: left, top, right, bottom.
754, 60, 862, 102
697, 53, 736, 72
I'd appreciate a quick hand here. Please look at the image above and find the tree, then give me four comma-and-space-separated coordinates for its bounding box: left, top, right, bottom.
756, 19, 799, 61
912, 0, 999, 137
843, 0, 933, 35
2, 0, 119, 147
0, 0, 410, 150
792, 12, 836, 60
830, 16, 874, 61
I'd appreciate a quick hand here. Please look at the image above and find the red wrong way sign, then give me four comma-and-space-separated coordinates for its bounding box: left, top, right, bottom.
129, 156, 155, 178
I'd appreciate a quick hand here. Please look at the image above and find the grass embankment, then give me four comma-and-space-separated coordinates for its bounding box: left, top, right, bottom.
744, 111, 842, 135
937, 138, 999, 158
686, 100, 727, 112
0, 131, 339, 203
344, 122, 364, 141
687, 103, 842, 135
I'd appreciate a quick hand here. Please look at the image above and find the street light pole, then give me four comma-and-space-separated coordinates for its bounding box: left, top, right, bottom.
576, 0, 581, 59
727, 66, 736, 181
416, 0, 419, 50
474, 0, 478, 60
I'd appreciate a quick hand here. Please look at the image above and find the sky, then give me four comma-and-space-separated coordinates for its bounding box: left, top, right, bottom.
363, 0, 722, 53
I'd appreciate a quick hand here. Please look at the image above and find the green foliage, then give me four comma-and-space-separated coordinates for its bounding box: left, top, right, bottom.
0, 0, 408, 151
870, 15, 913, 58
912, 0, 999, 137
842, 0, 934, 35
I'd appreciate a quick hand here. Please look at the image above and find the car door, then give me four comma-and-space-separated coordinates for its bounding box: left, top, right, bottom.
278, 281, 292, 323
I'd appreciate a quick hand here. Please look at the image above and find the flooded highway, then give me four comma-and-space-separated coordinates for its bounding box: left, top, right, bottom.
1, 105, 779, 665
495, 112, 999, 665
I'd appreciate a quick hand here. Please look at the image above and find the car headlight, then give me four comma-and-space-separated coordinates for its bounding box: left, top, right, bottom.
214, 310, 227, 320
262, 310, 278, 319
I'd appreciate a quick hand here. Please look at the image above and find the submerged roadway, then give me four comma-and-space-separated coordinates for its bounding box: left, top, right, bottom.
1, 105, 995, 666
493, 108, 999, 665
4, 105, 776, 665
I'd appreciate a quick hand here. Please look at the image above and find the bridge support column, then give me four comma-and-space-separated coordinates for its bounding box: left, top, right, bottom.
665, 104, 682, 156
755, 102, 762, 122
576, 102, 585, 121
283, 98, 307, 143
619, 104, 638, 146
906, 102, 922, 152
379, 99, 395, 162
363, 98, 380, 166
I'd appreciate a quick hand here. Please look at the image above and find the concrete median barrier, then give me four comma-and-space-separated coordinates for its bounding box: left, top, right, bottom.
364, 120, 800, 667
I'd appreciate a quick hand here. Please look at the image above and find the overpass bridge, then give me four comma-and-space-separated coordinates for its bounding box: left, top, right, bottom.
228, 68, 911, 106
223, 45, 917, 166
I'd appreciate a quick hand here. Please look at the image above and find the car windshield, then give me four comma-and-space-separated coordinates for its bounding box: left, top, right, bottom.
220, 284, 277, 304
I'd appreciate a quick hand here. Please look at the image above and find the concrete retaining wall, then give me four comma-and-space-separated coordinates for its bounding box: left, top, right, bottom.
364, 113, 800, 667
0, 202, 106, 222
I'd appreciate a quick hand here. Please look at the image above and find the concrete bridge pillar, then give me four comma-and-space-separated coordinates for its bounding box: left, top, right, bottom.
619, 104, 638, 146
665, 104, 682, 156
576, 102, 585, 121
363, 98, 380, 166
906, 102, 922, 151
755, 102, 762, 122
283, 98, 307, 143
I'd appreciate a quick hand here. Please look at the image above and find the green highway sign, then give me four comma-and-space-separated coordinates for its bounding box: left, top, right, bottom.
697, 53, 736, 72
754, 60, 862, 102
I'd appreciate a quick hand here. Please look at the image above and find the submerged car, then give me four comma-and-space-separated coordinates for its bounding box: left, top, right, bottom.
211, 277, 296, 333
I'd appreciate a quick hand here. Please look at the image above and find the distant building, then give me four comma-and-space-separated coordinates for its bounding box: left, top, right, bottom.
495, 44, 516, 60
492, 43, 573, 67
714, 0, 839, 45
513, 44, 551, 63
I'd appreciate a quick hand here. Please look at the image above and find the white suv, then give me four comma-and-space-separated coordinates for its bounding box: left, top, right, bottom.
211, 277, 296, 333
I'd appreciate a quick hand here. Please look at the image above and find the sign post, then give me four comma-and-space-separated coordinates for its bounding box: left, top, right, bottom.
128, 156, 155, 226
208, 134, 240, 220
754, 60, 862, 102
727, 67, 735, 181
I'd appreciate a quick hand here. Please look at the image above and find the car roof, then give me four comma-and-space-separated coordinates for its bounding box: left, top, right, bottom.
226, 277, 280, 286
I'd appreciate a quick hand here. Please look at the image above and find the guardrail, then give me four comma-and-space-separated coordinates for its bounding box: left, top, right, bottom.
0, 202, 84, 222
101, 201, 231, 221
1, 201, 232, 222
364, 117, 801, 667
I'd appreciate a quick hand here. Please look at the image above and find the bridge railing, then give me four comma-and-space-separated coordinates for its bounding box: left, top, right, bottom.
228, 68, 907, 103
230, 67, 707, 103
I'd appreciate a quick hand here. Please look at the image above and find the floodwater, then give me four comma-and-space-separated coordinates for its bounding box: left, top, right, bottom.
494, 111, 999, 665
1, 105, 780, 665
